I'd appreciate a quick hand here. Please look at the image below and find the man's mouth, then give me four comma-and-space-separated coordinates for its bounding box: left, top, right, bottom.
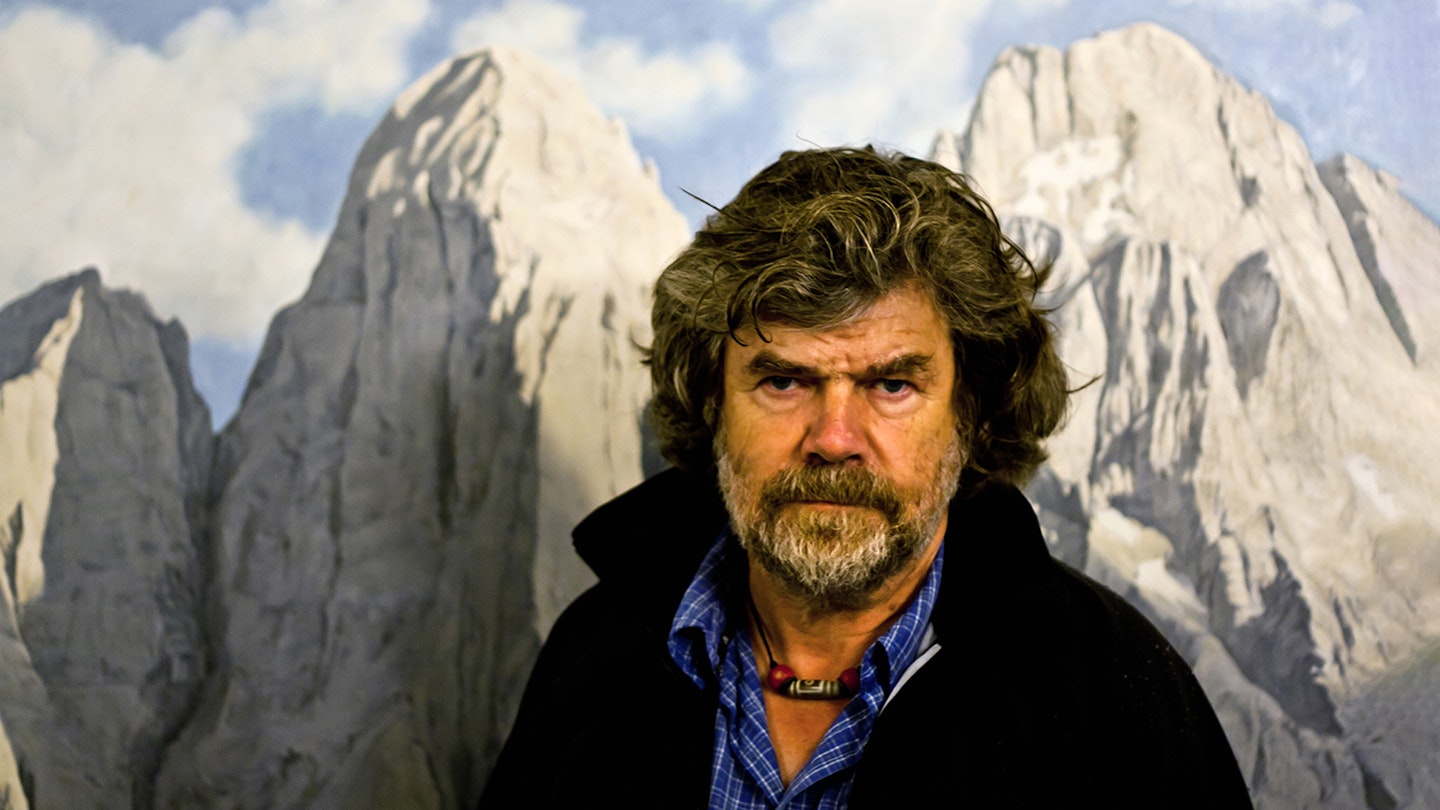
757, 465, 906, 522
777, 499, 890, 520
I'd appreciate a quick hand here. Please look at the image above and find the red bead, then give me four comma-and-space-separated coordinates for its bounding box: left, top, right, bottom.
839, 668, 860, 694
767, 664, 796, 691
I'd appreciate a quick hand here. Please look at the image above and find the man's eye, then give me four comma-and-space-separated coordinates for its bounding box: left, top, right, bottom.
763, 376, 798, 391
875, 379, 910, 395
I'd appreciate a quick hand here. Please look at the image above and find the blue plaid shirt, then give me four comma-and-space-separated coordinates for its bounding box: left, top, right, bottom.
668, 533, 943, 809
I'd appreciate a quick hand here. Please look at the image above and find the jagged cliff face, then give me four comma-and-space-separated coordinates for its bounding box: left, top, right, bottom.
1319, 153, 1440, 370
0, 270, 212, 808
934, 23, 1440, 809
150, 48, 687, 808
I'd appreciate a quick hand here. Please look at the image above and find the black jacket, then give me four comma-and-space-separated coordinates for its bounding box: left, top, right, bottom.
480, 469, 1253, 808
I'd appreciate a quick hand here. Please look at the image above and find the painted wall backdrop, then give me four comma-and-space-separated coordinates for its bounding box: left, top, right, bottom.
1, 1, 1437, 808
1, 0, 1434, 426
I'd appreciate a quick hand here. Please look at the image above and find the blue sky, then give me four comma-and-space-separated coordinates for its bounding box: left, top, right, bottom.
2, 0, 1435, 426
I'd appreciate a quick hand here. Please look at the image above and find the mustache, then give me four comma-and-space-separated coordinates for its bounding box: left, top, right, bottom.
759, 465, 904, 522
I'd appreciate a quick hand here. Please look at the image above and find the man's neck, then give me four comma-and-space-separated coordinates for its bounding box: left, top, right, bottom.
745, 516, 946, 787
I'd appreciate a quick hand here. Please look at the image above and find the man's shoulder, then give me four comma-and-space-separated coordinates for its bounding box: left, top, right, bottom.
937, 483, 1218, 710
880, 483, 1253, 807
937, 483, 1177, 649
863, 561, 1252, 807
546, 467, 731, 639
1034, 554, 1187, 665
572, 467, 727, 581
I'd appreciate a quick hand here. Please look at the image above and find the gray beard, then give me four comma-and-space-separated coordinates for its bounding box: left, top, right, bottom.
716, 434, 962, 612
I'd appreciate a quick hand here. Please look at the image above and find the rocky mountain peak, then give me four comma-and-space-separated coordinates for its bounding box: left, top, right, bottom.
152, 47, 688, 807
0, 268, 212, 807
934, 22, 1440, 808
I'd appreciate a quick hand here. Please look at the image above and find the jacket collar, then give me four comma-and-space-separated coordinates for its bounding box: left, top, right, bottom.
572, 467, 728, 627
930, 481, 1058, 638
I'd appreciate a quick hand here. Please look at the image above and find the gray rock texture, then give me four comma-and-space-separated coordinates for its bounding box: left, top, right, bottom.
1318, 153, 1440, 370
934, 22, 1440, 809
0, 269, 212, 808
150, 48, 687, 809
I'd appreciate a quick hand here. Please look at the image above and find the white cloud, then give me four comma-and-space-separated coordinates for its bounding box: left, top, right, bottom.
1168, 0, 1362, 29
764, 0, 994, 155
1316, 1, 1361, 29
0, 0, 428, 341
168, 0, 426, 113
450, 0, 752, 138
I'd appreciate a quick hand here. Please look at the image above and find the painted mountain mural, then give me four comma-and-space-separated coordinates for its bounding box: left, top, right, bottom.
933, 23, 1440, 809
0, 23, 1435, 810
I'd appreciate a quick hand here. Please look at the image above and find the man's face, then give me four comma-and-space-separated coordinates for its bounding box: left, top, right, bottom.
716, 285, 963, 611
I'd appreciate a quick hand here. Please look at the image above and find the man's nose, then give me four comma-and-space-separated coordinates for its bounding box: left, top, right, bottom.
802, 387, 865, 464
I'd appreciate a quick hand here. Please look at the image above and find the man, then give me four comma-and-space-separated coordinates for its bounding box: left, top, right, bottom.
480, 147, 1251, 808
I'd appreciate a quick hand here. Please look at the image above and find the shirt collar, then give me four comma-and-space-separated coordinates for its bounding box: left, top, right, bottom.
668, 530, 739, 691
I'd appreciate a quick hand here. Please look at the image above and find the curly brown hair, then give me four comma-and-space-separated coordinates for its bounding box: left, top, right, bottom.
646, 146, 1068, 494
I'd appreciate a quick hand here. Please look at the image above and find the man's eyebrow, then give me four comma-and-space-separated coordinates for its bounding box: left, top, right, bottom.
742, 350, 936, 379
865, 353, 935, 379
744, 350, 814, 378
